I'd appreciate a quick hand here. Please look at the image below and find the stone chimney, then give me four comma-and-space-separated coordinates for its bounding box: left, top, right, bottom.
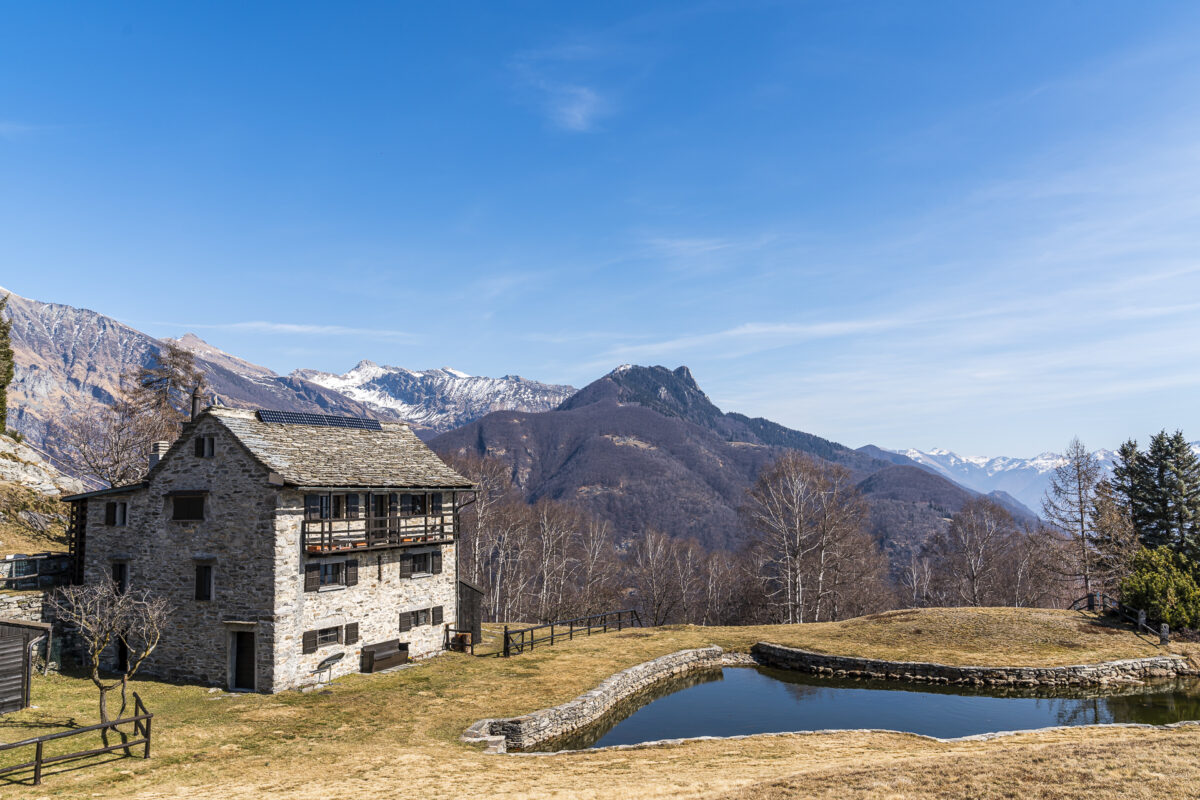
149, 441, 171, 470
191, 386, 203, 421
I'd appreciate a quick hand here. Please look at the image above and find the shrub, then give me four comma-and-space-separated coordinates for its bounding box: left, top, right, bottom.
1119, 547, 1200, 629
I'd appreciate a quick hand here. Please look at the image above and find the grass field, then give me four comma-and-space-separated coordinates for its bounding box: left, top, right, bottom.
2, 607, 1198, 799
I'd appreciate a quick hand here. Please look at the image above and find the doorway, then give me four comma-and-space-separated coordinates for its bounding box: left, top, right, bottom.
231, 631, 255, 691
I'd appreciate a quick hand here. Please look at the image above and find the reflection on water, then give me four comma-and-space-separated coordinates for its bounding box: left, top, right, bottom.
526, 667, 1200, 751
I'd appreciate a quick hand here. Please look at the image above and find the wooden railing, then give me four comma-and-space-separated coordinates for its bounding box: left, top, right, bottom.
0, 552, 73, 590
1071, 592, 1169, 644
0, 693, 152, 786
503, 609, 643, 657
302, 514, 454, 552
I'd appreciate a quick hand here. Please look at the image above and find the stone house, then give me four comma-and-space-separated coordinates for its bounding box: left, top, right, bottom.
61, 407, 475, 693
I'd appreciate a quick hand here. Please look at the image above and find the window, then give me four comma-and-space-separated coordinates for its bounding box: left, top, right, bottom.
413, 608, 430, 627
319, 561, 344, 588
304, 559, 358, 592
430, 493, 443, 514
411, 552, 430, 575
111, 562, 129, 594
193, 436, 215, 458
104, 501, 128, 526
195, 564, 214, 601
302, 624, 355, 654
172, 495, 205, 521
316, 626, 341, 646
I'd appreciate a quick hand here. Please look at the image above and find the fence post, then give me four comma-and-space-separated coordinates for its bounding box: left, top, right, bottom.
550, 623, 555, 646
503, 625, 510, 658
1161, 623, 1170, 645
34, 740, 43, 785
1087, 593, 1095, 611
617, 612, 623, 632
570, 620, 574, 640
144, 715, 152, 759
1139, 610, 1147, 630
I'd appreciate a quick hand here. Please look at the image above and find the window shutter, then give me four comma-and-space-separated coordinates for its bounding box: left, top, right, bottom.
105, 502, 117, 525
399, 610, 413, 632
430, 549, 442, 574
345, 559, 358, 586
194, 437, 205, 457
302, 630, 318, 654
304, 495, 321, 521
432, 606, 444, 626
398, 554, 413, 579
303, 562, 321, 592
344, 622, 359, 645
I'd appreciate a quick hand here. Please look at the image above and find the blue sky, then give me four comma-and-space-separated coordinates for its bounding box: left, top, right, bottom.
4, 2, 1200, 456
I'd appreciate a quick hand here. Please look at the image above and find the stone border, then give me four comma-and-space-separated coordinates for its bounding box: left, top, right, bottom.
462, 646, 724, 753
751, 642, 1193, 687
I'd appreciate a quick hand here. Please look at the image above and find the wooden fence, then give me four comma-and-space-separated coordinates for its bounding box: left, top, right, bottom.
1071, 592, 1169, 644
0, 693, 152, 786
503, 609, 642, 657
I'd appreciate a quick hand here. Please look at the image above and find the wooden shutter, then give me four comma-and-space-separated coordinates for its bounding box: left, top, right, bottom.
304, 495, 321, 521
345, 560, 358, 586
105, 502, 117, 525
432, 606, 444, 625
303, 562, 321, 592
194, 437, 205, 457
430, 549, 443, 574
399, 610, 412, 632
302, 630, 318, 654
344, 622, 359, 645
398, 554, 413, 579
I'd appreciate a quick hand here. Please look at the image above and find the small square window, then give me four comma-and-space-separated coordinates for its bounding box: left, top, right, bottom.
316, 626, 341, 646
414, 608, 429, 627
194, 436, 215, 458
105, 501, 128, 526
319, 562, 344, 587
173, 495, 205, 521
411, 553, 430, 574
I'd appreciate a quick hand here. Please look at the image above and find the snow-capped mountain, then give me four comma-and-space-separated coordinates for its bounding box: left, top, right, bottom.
291, 361, 576, 433
896, 444, 1200, 514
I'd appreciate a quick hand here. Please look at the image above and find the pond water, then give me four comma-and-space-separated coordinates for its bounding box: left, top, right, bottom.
528, 667, 1200, 751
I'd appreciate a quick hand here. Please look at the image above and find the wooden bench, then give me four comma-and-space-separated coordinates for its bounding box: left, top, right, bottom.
360, 639, 408, 673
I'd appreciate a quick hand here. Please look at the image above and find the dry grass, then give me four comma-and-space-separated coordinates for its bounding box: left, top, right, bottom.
0, 607, 1191, 799
0, 482, 69, 557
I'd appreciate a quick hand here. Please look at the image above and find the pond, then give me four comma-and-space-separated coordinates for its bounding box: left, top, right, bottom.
527, 666, 1200, 751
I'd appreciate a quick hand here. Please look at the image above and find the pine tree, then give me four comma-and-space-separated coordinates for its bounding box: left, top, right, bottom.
0, 294, 12, 434
1121, 430, 1200, 558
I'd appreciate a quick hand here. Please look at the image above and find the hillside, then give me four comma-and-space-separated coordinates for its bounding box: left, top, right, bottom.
434, 365, 1028, 553
0, 433, 82, 555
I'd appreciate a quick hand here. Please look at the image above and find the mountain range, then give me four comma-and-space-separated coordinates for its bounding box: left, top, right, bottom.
0, 286, 575, 459
895, 444, 1200, 513
431, 365, 1037, 560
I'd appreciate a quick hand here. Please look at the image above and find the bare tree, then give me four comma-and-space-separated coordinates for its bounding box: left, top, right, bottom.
124, 340, 205, 442
57, 400, 161, 487
48, 576, 170, 732
627, 528, 683, 625
1042, 437, 1103, 594
1091, 479, 1140, 593
929, 498, 1018, 606
742, 453, 870, 623
442, 453, 515, 589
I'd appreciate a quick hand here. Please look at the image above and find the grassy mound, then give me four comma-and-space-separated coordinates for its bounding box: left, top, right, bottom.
0, 607, 1189, 799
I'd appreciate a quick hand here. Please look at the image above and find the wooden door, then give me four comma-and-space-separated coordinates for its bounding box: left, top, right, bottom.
232, 632, 255, 691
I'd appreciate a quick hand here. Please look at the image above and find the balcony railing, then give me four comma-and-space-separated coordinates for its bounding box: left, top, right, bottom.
301, 513, 454, 553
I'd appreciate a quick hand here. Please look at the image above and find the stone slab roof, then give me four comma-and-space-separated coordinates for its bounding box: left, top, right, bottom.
209, 408, 473, 489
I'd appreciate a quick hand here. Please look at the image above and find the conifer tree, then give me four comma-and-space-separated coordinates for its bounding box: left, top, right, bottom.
1042, 437, 1102, 593
0, 294, 12, 434
1117, 431, 1200, 559
123, 340, 205, 442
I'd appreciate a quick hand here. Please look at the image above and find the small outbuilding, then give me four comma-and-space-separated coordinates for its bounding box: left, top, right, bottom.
0, 619, 52, 714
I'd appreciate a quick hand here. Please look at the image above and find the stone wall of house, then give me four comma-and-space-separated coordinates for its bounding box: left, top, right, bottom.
464, 646, 724, 752
751, 642, 1192, 686
0, 590, 44, 622
271, 488, 457, 688
81, 415, 280, 691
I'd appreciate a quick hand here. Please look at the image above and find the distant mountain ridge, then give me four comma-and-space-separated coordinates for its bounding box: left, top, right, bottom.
293, 361, 574, 435
0, 287, 574, 462
433, 365, 1038, 558
896, 444, 1200, 513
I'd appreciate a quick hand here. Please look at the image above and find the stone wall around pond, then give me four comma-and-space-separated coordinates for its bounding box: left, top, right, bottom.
751, 642, 1193, 687
463, 645, 725, 753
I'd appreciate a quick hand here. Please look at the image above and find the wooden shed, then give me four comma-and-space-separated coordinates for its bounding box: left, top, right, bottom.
0, 619, 51, 714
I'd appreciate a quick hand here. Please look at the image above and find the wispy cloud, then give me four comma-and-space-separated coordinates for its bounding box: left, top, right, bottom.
0, 121, 51, 139
510, 43, 617, 132
160, 321, 418, 341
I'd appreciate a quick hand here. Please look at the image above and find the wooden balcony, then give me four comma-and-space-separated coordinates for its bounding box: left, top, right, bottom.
301, 514, 454, 553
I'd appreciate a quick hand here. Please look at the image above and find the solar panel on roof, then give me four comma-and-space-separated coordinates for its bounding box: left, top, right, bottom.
256, 409, 383, 431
